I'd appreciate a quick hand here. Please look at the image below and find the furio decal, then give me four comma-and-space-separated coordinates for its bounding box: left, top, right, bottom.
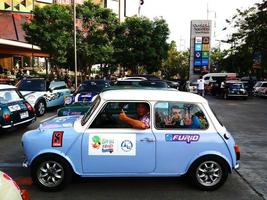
52, 131, 64, 147
165, 134, 200, 144
89, 134, 136, 156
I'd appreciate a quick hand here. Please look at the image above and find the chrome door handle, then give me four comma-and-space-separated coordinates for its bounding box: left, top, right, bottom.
140, 138, 155, 142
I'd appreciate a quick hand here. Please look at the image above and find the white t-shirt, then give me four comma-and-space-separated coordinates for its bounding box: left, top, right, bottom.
220, 82, 225, 88
197, 79, 205, 90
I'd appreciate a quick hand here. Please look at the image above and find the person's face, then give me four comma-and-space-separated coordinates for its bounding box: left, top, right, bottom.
184, 113, 192, 125
136, 103, 148, 116
171, 108, 182, 121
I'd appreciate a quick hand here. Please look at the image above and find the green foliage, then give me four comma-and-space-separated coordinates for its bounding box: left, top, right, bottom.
113, 16, 169, 74
161, 41, 189, 80
76, 1, 118, 74
23, 0, 118, 75
23, 4, 73, 67
222, 1, 267, 77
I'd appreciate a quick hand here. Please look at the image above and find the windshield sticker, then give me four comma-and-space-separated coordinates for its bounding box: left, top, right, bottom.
165, 134, 200, 143
89, 134, 136, 156
52, 131, 64, 147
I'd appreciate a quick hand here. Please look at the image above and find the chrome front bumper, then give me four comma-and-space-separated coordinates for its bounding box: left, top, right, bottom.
234, 162, 240, 170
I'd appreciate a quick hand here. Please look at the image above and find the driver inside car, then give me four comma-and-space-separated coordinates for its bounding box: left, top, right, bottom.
119, 103, 150, 129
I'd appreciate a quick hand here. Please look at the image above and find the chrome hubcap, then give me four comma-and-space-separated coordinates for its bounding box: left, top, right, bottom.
38, 102, 45, 115
37, 161, 64, 187
196, 161, 222, 187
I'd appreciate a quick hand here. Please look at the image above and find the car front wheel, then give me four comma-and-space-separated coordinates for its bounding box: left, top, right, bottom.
31, 155, 72, 191
189, 156, 229, 190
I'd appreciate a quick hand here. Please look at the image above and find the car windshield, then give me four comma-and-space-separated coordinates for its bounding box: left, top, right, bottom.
17, 79, 46, 91
116, 80, 140, 86
254, 82, 262, 87
81, 95, 101, 126
0, 89, 23, 104
139, 81, 168, 88
49, 81, 66, 89
77, 81, 108, 93
229, 83, 244, 90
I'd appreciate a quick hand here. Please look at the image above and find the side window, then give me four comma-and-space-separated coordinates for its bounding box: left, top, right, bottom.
90, 102, 150, 129
155, 102, 208, 130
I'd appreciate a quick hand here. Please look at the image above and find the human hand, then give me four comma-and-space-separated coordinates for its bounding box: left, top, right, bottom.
164, 116, 175, 125
119, 110, 127, 121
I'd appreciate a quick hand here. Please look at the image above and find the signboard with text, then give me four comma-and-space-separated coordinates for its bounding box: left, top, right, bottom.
189, 20, 212, 81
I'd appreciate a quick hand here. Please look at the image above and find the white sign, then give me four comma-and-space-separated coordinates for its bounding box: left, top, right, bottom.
36, 0, 53, 3
195, 36, 202, 44
89, 134, 136, 156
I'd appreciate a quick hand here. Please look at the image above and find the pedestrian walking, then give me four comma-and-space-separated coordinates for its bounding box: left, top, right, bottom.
197, 76, 205, 97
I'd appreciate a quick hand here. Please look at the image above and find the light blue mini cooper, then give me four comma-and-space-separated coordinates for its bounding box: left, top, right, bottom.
21, 89, 240, 191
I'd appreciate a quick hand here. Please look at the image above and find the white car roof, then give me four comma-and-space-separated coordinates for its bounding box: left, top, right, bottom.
0, 84, 16, 90
100, 89, 207, 103
118, 77, 147, 81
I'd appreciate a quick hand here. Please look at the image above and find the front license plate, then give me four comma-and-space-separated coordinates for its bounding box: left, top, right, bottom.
20, 111, 29, 119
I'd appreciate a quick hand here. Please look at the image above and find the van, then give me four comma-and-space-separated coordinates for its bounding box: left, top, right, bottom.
203, 73, 237, 85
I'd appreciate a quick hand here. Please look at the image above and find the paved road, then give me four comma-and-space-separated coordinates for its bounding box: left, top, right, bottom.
207, 96, 267, 199
0, 97, 266, 200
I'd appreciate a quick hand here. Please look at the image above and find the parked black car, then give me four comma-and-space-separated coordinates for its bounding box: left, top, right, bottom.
224, 80, 248, 100
0, 84, 35, 130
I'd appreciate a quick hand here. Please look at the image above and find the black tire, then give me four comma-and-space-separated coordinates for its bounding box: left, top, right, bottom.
35, 100, 46, 116
31, 155, 73, 191
188, 156, 229, 191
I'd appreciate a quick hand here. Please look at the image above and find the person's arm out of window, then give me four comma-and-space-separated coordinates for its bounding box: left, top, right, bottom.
119, 111, 148, 129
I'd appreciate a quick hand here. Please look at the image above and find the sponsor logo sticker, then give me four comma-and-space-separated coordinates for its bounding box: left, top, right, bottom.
52, 131, 64, 147
165, 134, 200, 144
89, 134, 136, 156
121, 140, 133, 152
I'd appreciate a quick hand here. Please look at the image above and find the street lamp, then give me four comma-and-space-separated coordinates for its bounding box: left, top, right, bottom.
74, 0, 77, 89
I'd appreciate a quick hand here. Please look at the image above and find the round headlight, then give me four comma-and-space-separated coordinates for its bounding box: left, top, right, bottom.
65, 96, 73, 105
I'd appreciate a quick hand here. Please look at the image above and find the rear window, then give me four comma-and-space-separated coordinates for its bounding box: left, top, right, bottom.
155, 102, 208, 130
139, 81, 168, 88
78, 81, 109, 93
0, 89, 23, 104
17, 79, 46, 91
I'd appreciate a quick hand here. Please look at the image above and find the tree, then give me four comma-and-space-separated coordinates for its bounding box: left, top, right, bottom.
23, 1, 118, 77
23, 4, 73, 68
161, 41, 189, 80
113, 16, 169, 74
222, 1, 267, 77
76, 1, 119, 76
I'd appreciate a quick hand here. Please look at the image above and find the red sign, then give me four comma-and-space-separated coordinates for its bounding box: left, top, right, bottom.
52, 131, 64, 147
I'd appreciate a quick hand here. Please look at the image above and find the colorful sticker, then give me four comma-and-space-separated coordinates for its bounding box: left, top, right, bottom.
52, 131, 64, 147
89, 134, 136, 156
165, 134, 200, 144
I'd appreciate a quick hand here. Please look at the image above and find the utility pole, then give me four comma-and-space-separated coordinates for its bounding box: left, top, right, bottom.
74, 0, 77, 89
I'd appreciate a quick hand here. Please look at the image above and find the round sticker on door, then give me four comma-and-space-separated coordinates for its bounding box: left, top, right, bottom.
121, 140, 133, 152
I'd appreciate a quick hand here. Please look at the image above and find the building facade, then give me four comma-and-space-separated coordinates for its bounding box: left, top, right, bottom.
0, 0, 108, 77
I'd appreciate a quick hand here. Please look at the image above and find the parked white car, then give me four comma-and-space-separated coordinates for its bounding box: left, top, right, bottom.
0, 170, 29, 200
17, 78, 71, 116
253, 81, 267, 97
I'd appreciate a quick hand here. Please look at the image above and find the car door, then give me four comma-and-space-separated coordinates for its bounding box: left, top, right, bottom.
152, 101, 213, 174
48, 81, 70, 107
81, 101, 156, 174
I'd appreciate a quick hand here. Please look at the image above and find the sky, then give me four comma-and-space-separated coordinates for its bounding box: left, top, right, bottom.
123, 0, 262, 50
